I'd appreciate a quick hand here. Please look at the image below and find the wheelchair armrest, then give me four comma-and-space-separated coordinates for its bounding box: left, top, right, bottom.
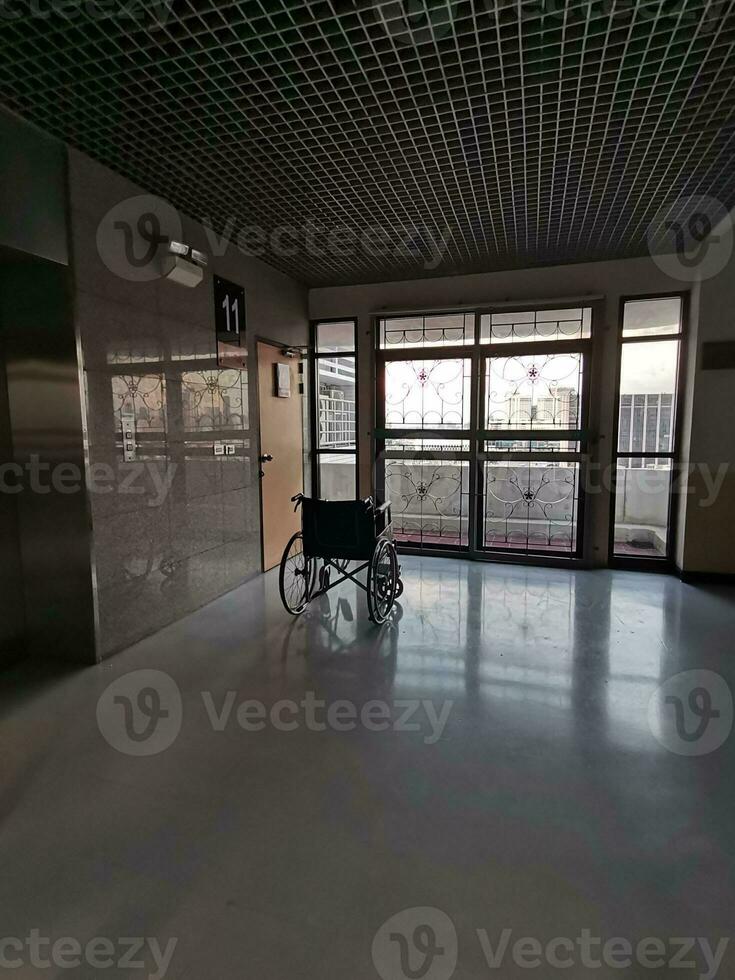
375, 501, 392, 535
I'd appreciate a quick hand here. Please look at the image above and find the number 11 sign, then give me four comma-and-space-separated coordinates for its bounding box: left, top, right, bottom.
214, 275, 247, 369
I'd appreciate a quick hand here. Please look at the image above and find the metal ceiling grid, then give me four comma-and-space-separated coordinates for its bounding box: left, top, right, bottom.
1, 0, 734, 285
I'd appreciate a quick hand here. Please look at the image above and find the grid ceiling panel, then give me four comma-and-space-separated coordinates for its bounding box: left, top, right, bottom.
2, 0, 735, 285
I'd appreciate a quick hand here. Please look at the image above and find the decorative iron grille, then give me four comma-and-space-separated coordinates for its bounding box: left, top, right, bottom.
484, 462, 579, 554
485, 353, 583, 432
377, 306, 592, 559
481, 308, 592, 344
385, 358, 472, 430
386, 458, 470, 548
379, 314, 474, 349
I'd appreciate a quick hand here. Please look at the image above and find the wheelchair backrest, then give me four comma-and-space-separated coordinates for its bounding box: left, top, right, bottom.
301, 497, 378, 560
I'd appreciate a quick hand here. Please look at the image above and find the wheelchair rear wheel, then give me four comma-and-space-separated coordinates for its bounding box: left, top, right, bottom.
279, 532, 316, 615
367, 538, 399, 624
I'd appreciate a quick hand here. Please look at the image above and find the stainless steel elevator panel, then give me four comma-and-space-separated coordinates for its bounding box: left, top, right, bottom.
0, 260, 97, 664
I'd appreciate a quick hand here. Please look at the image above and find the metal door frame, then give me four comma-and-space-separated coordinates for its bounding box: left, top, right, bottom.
607, 290, 688, 570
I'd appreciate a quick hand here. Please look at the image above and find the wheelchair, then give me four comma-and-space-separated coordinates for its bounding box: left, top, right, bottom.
278, 495, 403, 624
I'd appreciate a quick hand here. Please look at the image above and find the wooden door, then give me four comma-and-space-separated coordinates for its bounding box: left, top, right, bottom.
257, 341, 304, 570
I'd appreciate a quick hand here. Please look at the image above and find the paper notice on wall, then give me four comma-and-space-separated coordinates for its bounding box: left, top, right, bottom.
276, 362, 291, 397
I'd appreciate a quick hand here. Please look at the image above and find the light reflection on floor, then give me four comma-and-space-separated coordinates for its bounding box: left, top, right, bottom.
1, 557, 734, 979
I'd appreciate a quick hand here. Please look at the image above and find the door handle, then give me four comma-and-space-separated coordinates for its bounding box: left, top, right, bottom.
258, 453, 273, 478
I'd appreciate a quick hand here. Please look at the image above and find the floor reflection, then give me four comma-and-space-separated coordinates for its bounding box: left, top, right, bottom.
3, 557, 734, 975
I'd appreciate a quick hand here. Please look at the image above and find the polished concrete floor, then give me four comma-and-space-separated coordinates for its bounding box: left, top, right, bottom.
2, 558, 734, 979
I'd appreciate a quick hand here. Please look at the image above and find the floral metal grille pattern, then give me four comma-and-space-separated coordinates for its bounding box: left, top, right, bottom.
181, 369, 248, 433
385, 358, 471, 430
378, 305, 591, 559
484, 462, 579, 554
485, 353, 582, 432
111, 374, 166, 433
481, 308, 591, 344
386, 459, 470, 548
380, 314, 474, 350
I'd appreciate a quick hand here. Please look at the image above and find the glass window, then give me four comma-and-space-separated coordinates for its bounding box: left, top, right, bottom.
613, 459, 673, 558
485, 438, 580, 453
316, 320, 355, 353
622, 297, 682, 337
484, 460, 580, 554
385, 438, 470, 453
618, 341, 678, 453
317, 355, 355, 449
385, 358, 472, 430
385, 458, 470, 547
313, 319, 358, 499
612, 297, 684, 562
379, 313, 474, 349
318, 454, 357, 500
481, 307, 591, 344
485, 353, 583, 431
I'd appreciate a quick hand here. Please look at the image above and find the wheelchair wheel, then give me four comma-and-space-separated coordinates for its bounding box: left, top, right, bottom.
367, 539, 399, 624
279, 532, 315, 615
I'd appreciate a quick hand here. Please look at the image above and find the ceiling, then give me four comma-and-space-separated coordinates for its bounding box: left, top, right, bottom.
1, 0, 735, 286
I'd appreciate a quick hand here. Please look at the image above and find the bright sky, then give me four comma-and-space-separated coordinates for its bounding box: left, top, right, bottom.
620, 340, 678, 395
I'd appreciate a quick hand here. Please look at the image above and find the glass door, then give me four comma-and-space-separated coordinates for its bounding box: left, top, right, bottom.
376, 307, 592, 561
610, 296, 684, 563
376, 313, 475, 550
477, 309, 591, 559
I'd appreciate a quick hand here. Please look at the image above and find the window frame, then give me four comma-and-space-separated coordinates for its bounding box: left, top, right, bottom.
609, 291, 688, 568
310, 317, 359, 501
375, 305, 594, 561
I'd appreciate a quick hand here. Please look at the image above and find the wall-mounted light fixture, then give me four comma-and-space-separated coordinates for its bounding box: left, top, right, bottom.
162, 240, 208, 287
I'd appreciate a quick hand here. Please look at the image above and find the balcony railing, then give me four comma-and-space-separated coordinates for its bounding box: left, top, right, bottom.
319, 394, 355, 449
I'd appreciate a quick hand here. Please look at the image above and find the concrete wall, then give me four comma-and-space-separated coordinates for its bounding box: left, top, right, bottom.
0, 108, 68, 266
68, 150, 309, 657
679, 220, 735, 575
309, 254, 727, 570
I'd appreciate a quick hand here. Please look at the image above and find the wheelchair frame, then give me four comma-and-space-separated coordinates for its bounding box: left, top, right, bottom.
278, 494, 403, 624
